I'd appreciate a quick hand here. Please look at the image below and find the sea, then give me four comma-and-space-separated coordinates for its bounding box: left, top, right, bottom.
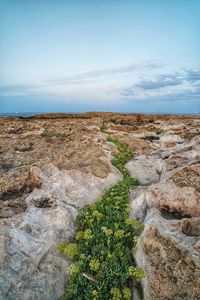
0, 112, 199, 118
0, 112, 38, 118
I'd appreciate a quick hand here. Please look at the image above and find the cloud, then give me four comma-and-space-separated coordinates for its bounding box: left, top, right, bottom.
0, 63, 199, 111
121, 69, 200, 101
185, 69, 200, 82
120, 88, 200, 114
134, 73, 183, 90
0, 60, 162, 97
44, 60, 162, 84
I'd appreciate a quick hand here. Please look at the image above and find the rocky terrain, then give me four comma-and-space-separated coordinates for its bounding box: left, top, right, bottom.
0, 113, 200, 299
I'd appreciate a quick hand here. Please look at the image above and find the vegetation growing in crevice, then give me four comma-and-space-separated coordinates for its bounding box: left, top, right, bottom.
155, 128, 163, 135
59, 123, 144, 300
100, 121, 107, 133
107, 136, 133, 178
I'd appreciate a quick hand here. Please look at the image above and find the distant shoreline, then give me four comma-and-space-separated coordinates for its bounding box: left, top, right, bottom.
0, 111, 199, 121
0, 111, 199, 118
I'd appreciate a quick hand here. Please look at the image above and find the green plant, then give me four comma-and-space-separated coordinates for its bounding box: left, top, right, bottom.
110, 287, 122, 300
41, 130, 64, 138
58, 242, 78, 259
20, 160, 30, 166
123, 287, 132, 300
155, 128, 163, 135
107, 136, 133, 178
128, 266, 145, 281
89, 258, 100, 271
59, 128, 144, 300
100, 122, 107, 133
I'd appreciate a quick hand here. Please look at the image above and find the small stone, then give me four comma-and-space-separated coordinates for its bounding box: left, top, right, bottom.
22, 224, 32, 234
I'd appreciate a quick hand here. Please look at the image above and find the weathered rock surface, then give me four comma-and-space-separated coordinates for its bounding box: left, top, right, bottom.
128, 118, 200, 300
0, 113, 200, 300
0, 116, 122, 300
126, 157, 162, 185
0, 164, 121, 300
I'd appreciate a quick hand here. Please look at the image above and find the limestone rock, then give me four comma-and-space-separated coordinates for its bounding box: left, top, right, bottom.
170, 164, 200, 192
181, 217, 200, 237
139, 225, 200, 300
126, 157, 162, 185
0, 164, 121, 300
0, 114, 200, 300
149, 181, 200, 218
129, 117, 200, 299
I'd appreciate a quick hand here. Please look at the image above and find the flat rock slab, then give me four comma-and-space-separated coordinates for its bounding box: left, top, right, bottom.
126, 157, 162, 185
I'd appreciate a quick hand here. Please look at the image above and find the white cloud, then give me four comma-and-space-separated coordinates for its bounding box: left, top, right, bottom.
0, 62, 199, 106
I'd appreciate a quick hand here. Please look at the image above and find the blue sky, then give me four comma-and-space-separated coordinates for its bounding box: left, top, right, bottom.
0, 0, 199, 113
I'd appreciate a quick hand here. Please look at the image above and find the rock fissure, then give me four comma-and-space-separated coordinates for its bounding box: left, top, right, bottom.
58, 126, 144, 299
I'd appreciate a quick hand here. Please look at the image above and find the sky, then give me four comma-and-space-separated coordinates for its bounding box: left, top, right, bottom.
0, 0, 200, 113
